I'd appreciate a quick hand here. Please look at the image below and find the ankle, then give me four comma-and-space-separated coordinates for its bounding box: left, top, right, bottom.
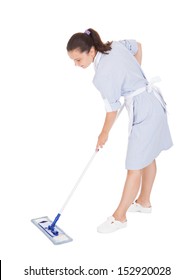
112, 213, 127, 223
136, 199, 151, 208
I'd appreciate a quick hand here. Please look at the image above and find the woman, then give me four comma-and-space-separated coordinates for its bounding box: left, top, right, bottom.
67, 28, 173, 233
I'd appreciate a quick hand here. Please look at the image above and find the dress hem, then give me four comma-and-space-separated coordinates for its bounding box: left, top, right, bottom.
125, 144, 173, 170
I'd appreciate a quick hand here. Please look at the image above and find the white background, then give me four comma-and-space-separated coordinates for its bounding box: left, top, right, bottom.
0, 0, 192, 279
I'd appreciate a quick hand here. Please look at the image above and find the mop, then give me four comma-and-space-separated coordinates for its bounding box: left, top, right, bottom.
31, 104, 125, 245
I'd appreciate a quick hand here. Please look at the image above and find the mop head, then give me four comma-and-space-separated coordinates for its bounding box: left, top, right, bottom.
31, 216, 73, 245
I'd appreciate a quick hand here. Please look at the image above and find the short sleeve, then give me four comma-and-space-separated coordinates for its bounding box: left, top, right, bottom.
103, 97, 121, 112
119, 39, 138, 55
93, 73, 122, 112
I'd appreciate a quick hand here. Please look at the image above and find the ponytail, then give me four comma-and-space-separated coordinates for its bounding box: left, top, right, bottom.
66, 28, 112, 54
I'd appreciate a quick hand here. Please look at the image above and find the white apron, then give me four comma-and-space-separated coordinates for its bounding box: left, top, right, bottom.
123, 77, 167, 136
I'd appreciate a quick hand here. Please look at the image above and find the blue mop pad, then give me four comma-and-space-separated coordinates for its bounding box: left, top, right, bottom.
31, 216, 72, 245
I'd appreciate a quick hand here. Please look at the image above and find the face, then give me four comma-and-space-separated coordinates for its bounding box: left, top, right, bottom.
68, 47, 96, 68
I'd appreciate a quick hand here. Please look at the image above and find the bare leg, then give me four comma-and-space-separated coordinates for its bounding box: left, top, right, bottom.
113, 169, 142, 222
136, 160, 157, 207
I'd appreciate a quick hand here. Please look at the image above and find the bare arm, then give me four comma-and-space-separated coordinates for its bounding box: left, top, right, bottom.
134, 42, 142, 65
96, 111, 117, 150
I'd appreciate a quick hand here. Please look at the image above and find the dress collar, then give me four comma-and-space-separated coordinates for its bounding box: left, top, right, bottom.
93, 51, 102, 71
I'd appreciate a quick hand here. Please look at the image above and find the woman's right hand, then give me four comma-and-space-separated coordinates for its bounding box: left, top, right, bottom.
95, 111, 117, 151
96, 131, 108, 151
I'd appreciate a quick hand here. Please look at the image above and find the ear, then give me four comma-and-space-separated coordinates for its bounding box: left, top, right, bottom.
89, 46, 96, 57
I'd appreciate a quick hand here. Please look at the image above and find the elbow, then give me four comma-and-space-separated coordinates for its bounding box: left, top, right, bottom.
135, 42, 142, 65
137, 42, 142, 52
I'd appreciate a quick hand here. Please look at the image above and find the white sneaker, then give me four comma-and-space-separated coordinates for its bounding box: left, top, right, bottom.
97, 216, 127, 233
128, 202, 152, 213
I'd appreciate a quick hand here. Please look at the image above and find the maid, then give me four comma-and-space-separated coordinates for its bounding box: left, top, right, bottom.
67, 28, 173, 233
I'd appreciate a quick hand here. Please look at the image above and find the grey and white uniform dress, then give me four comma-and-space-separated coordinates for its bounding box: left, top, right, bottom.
93, 40, 173, 170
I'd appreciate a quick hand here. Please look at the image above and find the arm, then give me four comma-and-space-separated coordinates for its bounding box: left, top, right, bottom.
96, 111, 117, 150
134, 42, 142, 65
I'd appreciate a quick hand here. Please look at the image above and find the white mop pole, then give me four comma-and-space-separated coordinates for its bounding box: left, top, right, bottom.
49, 103, 125, 229
59, 103, 125, 213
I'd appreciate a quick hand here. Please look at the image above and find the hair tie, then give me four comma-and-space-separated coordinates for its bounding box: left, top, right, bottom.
84, 29, 91, 36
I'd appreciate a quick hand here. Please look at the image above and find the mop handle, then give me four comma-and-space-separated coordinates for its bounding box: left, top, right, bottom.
59, 150, 98, 214
59, 103, 125, 214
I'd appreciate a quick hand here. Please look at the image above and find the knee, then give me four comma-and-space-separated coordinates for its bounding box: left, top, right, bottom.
127, 169, 142, 177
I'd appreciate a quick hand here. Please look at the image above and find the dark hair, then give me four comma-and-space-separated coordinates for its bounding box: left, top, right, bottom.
66, 28, 112, 54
